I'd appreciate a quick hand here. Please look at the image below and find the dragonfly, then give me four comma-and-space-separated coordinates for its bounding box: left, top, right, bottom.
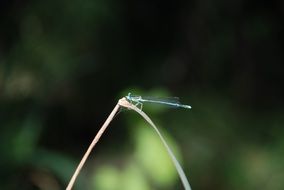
125, 93, 191, 110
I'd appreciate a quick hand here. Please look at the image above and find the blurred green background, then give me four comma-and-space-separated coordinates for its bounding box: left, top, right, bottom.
1, 0, 284, 189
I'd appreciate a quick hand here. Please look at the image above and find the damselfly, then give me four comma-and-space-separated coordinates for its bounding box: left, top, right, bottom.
125, 93, 191, 110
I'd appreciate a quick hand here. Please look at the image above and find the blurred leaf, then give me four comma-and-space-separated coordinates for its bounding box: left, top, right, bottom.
134, 123, 179, 187
93, 166, 120, 190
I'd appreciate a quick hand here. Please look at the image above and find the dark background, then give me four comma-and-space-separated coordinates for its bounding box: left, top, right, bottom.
1, 0, 284, 189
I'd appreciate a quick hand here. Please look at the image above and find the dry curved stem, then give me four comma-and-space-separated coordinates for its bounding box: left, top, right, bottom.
66, 100, 122, 190
66, 97, 191, 190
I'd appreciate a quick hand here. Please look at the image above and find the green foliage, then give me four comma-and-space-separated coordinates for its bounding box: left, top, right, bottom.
0, 0, 283, 189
